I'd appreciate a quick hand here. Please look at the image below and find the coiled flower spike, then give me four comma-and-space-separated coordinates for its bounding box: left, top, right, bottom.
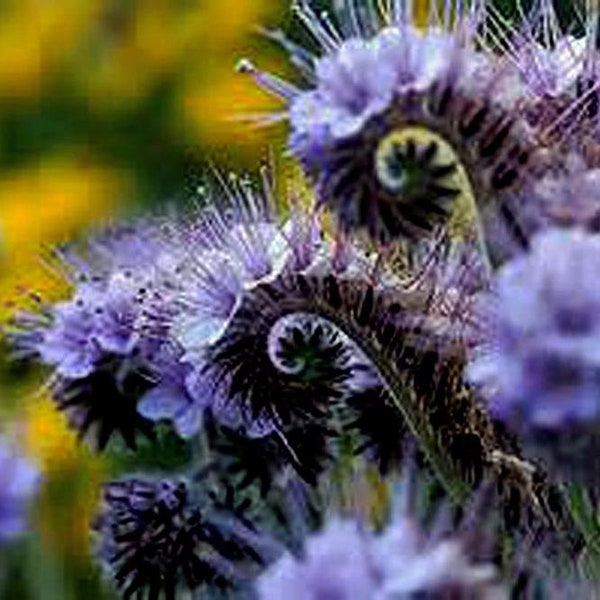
109, 165, 501, 499
135, 168, 354, 442
241, 0, 556, 263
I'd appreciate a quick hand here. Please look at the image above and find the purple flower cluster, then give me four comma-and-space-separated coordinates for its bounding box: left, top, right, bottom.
468, 228, 600, 430
136, 176, 379, 440
37, 273, 140, 379
289, 25, 459, 150
135, 185, 317, 439
0, 435, 40, 543
16, 224, 170, 378
9, 170, 383, 454
257, 516, 505, 599
9, 224, 178, 449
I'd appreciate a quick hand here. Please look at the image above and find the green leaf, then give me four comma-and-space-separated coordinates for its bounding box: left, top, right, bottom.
105, 423, 193, 476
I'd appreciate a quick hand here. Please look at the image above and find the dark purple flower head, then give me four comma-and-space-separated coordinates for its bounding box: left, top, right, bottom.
94, 476, 266, 598
0, 435, 40, 543
468, 227, 600, 430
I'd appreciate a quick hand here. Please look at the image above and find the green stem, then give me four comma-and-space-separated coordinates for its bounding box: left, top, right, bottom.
373, 351, 471, 505
296, 296, 473, 505
563, 482, 600, 579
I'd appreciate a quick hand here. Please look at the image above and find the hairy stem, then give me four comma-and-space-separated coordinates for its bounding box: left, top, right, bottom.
284, 277, 472, 504
209, 273, 473, 504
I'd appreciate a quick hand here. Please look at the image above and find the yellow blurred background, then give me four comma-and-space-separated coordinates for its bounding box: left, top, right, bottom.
0, 1, 288, 597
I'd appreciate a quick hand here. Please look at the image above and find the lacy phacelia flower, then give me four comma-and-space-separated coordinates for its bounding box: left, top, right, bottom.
243, 1, 544, 249
136, 352, 208, 440
143, 173, 381, 443
256, 516, 506, 599
468, 228, 600, 430
508, 2, 600, 166
9, 224, 175, 450
0, 435, 40, 542
94, 477, 266, 598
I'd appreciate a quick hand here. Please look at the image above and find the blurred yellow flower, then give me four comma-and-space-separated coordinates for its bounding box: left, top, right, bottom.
73, 0, 281, 113
25, 395, 105, 560
0, 0, 102, 97
0, 156, 132, 321
176, 0, 287, 153
24, 394, 81, 470
0, 0, 286, 586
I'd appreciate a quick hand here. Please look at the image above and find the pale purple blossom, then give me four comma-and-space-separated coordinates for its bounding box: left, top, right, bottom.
256, 516, 505, 599
137, 352, 208, 439
514, 35, 587, 98
138, 350, 276, 439
290, 25, 461, 147
534, 157, 600, 229
36, 300, 102, 379
0, 436, 40, 542
468, 228, 600, 429
168, 198, 309, 363
374, 518, 503, 598
256, 519, 380, 600
15, 225, 172, 380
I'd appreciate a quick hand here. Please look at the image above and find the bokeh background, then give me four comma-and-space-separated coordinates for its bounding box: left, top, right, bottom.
0, 2, 289, 597
0, 1, 584, 598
